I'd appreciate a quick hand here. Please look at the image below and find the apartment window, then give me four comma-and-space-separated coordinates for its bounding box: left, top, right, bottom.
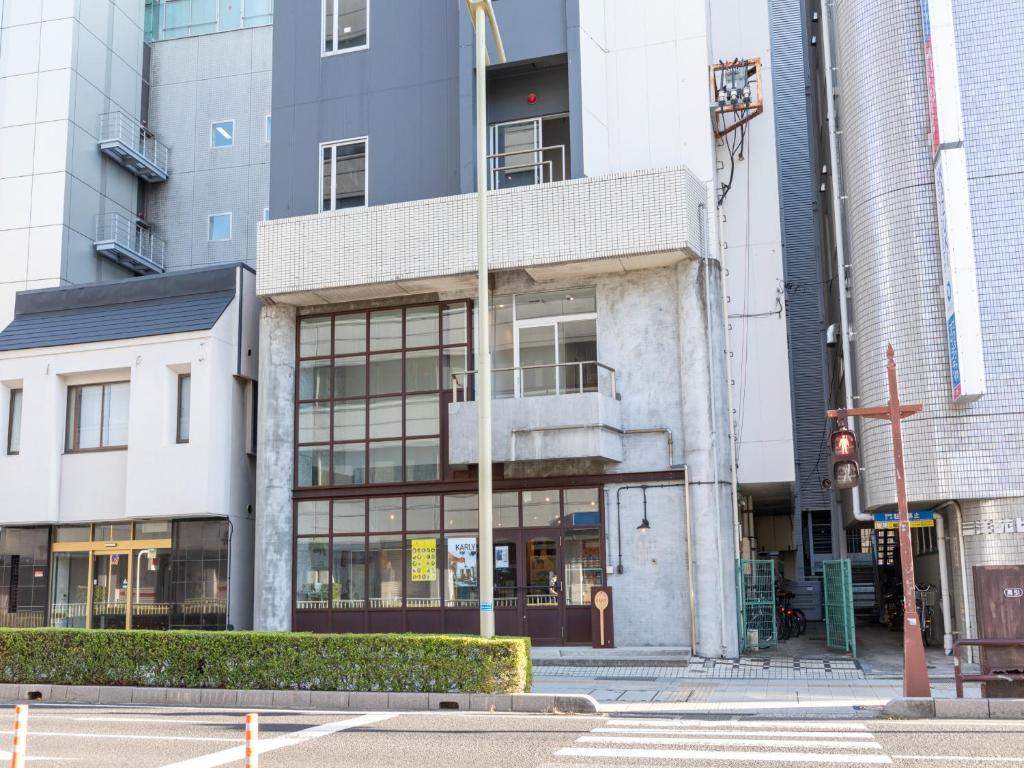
211, 120, 234, 148
263, 208, 270, 222
66, 382, 129, 452
7, 389, 22, 455
209, 213, 232, 241
177, 374, 191, 444
323, 0, 368, 55
265, 115, 272, 143
320, 140, 367, 212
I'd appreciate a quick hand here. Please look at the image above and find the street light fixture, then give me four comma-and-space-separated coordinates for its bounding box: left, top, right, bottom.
465, 0, 506, 640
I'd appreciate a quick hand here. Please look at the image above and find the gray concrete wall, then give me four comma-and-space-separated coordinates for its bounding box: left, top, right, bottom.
145, 26, 272, 270
253, 301, 295, 631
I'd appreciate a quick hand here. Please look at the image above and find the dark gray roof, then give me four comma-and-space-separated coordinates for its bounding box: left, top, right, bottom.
0, 264, 252, 352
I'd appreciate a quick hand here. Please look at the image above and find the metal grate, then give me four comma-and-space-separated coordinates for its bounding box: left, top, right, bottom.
736, 559, 777, 651
823, 559, 857, 655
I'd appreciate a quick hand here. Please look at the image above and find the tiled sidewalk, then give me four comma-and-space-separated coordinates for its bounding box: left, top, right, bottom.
535, 656, 863, 681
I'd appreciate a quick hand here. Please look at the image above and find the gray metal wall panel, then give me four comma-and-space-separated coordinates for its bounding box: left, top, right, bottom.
769, 0, 832, 513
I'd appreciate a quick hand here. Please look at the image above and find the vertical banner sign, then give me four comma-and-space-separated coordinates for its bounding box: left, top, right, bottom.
410, 539, 437, 582
921, 0, 985, 402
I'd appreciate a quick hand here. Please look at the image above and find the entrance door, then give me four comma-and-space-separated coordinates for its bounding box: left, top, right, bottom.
91, 552, 130, 629
522, 530, 563, 645
493, 537, 520, 637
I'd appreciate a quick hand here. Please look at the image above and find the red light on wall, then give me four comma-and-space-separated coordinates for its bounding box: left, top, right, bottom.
527, 93, 538, 104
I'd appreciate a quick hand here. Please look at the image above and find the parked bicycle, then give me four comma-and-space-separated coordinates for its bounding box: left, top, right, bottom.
776, 589, 807, 640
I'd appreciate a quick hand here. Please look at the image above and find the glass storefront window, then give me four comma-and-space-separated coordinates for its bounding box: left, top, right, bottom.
296, 538, 330, 608
368, 441, 403, 483
297, 501, 330, 536
335, 314, 367, 355
170, 519, 228, 630
405, 307, 439, 348
564, 528, 602, 606
493, 492, 519, 528
333, 500, 365, 533
136, 521, 172, 539
332, 445, 365, 485
444, 494, 477, 530
368, 535, 402, 608
299, 360, 331, 400
332, 537, 366, 609
54, 526, 90, 543
369, 310, 402, 351
94, 523, 132, 542
369, 498, 402, 532
298, 446, 331, 487
51, 552, 89, 628
523, 490, 560, 526
564, 488, 600, 527
0, 528, 49, 628
406, 534, 440, 608
493, 540, 517, 608
406, 496, 440, 531
131, 547, 172, 630
300, 317, 332, 358
526, 537, 559, 608
445, 536, 478, 607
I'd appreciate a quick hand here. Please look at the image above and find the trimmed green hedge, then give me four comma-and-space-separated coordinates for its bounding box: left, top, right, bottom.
0, 629, 531, 694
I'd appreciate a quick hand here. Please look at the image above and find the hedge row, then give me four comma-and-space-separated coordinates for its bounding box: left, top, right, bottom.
0, 629, 531, 694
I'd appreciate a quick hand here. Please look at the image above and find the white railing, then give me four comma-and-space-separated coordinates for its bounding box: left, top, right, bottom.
452, 361, 617, 403
488, 144, 566, 190
98, 112, 169, 177
95, 213, 166, 270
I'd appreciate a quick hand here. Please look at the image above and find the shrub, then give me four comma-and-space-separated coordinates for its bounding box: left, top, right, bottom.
0, 629, 531, 693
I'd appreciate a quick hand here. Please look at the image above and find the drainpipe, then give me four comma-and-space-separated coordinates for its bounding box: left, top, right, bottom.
935, 500, 973, 660
820, 0, 869, 523
932, 507, 954, 655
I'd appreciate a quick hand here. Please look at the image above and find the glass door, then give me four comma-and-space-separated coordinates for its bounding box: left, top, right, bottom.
522, 531, 563, 645
516, 324, 557, 396
50, 552, 90, 628
489, 119, 541, 189
91, 552, 130, 629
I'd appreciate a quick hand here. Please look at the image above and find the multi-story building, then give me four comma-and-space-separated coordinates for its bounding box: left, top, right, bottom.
817, 0, 1024, 646
0, 263, 258, 630
252, 0, 830, 654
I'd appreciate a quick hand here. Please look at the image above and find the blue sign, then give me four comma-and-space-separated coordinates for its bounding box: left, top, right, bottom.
874, 510, 935, 530
947, 314, 961, 396
480, 602, 493, 612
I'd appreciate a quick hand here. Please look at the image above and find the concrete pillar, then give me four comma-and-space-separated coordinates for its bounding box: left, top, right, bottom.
676, 255, 740, 658
253, 301, 296, 631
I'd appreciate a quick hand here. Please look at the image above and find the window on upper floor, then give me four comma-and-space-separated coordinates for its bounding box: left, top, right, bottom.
7, 389, 22, 455
211, 120, 234, 148
177, 374, 191, 444
323, 0, 368, 55
209, 213, 232, 241
66, 382, 129, 452
265, 115, 272, 143
320, 140, 367, 212
263, 208, 271, 222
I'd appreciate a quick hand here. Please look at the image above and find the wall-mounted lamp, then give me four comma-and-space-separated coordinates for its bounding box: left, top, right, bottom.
636, 486, 651, 531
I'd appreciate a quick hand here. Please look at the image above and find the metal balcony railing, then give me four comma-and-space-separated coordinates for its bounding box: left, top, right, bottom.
97, 112, 169, 182
94, 213, 166, 274
452, 361, 617, 403
487, 144, 567, 190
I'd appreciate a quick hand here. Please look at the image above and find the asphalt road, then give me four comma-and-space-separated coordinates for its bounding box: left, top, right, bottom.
1, 705, 1024, 767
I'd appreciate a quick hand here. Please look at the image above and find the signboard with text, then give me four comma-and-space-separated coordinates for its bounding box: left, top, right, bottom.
874, 510, 935, 530
410, 539, 437, 582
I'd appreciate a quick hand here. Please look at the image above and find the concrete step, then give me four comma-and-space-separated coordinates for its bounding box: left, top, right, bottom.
532, 646, 692, 667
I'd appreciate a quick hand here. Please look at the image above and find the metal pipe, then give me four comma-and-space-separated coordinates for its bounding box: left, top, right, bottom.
820, 0, 869, 522
933, 509, 955, 654
937, 499, 974, 662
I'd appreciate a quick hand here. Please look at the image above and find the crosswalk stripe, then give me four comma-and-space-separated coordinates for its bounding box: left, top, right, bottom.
555, 746, 893, 764
606, 718, 869, 730
579, 735, 883, 750
594, 727, 876, 739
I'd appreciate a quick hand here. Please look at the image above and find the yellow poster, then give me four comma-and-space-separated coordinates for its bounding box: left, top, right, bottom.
411, 539, 437, 582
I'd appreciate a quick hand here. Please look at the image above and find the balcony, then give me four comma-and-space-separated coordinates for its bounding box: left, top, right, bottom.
94, 213, 165, 275
97, 112, 169, 183
447, 362, 624, 465
487, 143, 567, 190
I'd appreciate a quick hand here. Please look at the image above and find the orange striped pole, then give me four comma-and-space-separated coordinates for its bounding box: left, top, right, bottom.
9, 705, 27, 768
244, 712, 258, 768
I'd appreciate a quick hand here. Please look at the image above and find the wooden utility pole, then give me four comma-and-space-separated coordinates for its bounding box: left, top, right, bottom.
828, 344, 931, 698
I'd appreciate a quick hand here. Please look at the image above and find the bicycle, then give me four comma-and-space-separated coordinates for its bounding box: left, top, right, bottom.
775, 590, 806, 640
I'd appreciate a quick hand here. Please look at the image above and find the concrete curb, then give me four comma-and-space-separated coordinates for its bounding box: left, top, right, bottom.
0, 684, 598, 715
884, 697, 1024, 719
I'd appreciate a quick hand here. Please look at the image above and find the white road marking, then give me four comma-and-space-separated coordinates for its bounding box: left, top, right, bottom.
579, 735, 883, 750
555, 746, 893, 763
30, 717, 232, 726
595, 727, 876, 739
0, 730, 237, 743
606, 718, 869, 730
892, 757, 1024, 764
159, 712, 396, 768
0, 751, 78, 762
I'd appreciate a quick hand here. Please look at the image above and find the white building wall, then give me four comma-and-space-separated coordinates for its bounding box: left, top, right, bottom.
0, 0, 146, 327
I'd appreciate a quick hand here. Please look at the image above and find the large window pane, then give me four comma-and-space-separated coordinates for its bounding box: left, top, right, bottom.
494, 541, 518, 608
405, 394, 438, 436
445, 536, 478, 607
559, 319, 598, 393
176, 375, 191, 443
7, 389, 22, 454
493, 492, 519, 528
369, 497, 402, 532
300, 317, 332, 358
442, 304, 467, 345
332, 444, 365, 485
333, 358, 367, 399
444, 494, 477, 530
519, 326, 557, 396
405, 350, 438, 392
336, 0, 368, 49
515, 287, 596, 319
67, 383, 129, 451
492, 299, 515, 397
299, 361, 332, 400
369, 354, 402, 395
368, 535, 402, 607
442, 347, 467, 391
368, 441, 402, 483
50, 552, 89, 628
103, 383, 129, 446
297, 446, 331, 487
332, 537, 366, 609
369, 397, 402, 439
407, 534, 440, 608
335, 314, 367, 355
564, 528, 602, 605
335, 141, 366, 209
406, 496, 440, 531
298, 403, 331, 443
405, 307, 439, 348
131, 547, 172, 630
405, 439, 439, 481
295, 538, 330, 608
564, 488, 600, 527
526, 536, 559, 607
333, 400, 365, 441
370, 310, 402, 351
0, 528, 50, 628
169, 519, 228, 630
333, 499, 365, 533
75, 385, 102, 449
523, 490, 560, 526
297, 500, 330, 536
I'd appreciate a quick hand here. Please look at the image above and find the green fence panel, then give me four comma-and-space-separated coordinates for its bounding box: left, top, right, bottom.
823, 559, 856, 656
736, 559, 776, 652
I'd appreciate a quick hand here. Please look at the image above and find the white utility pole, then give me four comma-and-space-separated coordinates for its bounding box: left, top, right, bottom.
466, 0, 505, 639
